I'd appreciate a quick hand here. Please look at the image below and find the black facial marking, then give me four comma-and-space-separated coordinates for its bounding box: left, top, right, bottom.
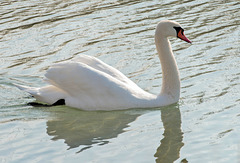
173, 26, 184, 38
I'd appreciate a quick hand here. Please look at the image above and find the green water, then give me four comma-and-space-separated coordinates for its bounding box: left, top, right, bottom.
0, 0, 239, 162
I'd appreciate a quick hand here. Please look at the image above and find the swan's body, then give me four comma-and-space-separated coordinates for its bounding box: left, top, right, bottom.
16, 20, 191, 111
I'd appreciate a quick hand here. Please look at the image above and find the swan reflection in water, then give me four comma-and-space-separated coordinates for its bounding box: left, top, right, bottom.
154, 105, 184, 163
46, 105, 184, 162
46, 108, 139, 152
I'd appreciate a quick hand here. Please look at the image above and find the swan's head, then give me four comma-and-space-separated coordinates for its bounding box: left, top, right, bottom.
156, 20, 191, 43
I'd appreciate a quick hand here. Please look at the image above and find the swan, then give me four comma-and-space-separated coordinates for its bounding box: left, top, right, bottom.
15, 20, 191, 111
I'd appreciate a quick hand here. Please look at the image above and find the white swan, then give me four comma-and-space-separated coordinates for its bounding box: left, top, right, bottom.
15, 20, 191, 111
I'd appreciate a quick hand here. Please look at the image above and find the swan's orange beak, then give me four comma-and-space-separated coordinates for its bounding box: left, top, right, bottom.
178, 29, 191, 43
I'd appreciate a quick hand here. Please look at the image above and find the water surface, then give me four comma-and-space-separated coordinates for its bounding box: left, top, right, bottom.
0, 0, 239, 162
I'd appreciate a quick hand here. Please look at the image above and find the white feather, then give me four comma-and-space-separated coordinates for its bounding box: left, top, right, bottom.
44, 61, 155, 110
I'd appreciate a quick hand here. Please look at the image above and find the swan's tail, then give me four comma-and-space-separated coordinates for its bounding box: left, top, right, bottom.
13, 83, 39, 96
14, 83, 66, 107
14, 83, 67, 106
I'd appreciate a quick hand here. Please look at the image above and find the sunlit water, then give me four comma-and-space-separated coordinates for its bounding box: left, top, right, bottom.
0, 0, 239, 162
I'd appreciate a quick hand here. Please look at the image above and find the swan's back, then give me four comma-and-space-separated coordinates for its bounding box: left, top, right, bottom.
45, 59, 154, 110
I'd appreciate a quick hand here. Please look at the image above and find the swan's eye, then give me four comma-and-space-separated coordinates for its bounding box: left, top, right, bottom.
173, 26, 183, 36
174, 26, 191, 43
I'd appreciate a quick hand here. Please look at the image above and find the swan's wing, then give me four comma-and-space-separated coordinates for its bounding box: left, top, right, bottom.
45, 61, 132, 97
73, 55, 137, 87
45, 61, 144, 109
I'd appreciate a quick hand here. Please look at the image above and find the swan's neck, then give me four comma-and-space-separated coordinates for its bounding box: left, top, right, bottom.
155, 35, 180, 102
